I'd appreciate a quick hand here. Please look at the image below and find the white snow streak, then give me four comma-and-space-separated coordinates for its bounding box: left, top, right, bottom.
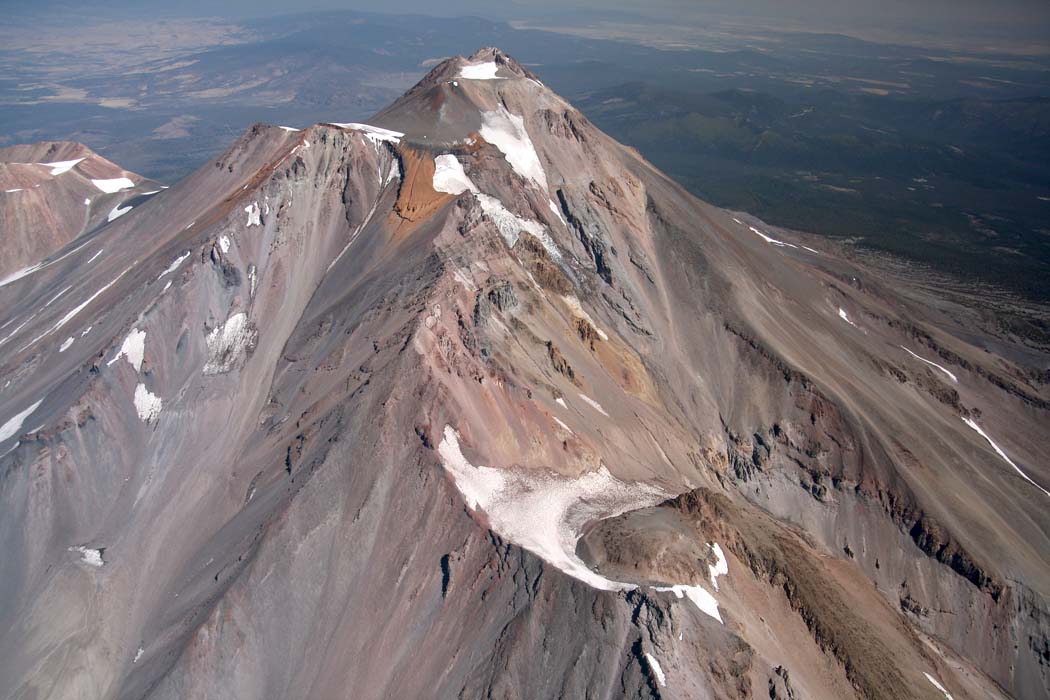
42, 158, 84, 175
107, 204, 132, 222
326, 122, 404, 144
5, 188, 23, 193
91, 177, 134, 193
438, 425, 666, 592
553, 417, 574, 434
748, 225, 797, 248
86, 249, 103, 264
562, 296, 609, 340
0, 400, 43, 443
577, 393, 609, 416
838, 308, 860, 328
58, 336, 74, 353
643, 653, 667, 687
18, 267, 130, 352
923, 673, 955, 700
133, 647, 144, 663
107, 328, 146, 371
962, 417, 1049, 498
480, 106, 548, 190
548, 198, 566, 226
459, 61, 502, 80
900, 346, 957, 383
278, 126, 300, 132
134, 383, 162, 422
555, 397, 567, 408
157, 251, 190, 280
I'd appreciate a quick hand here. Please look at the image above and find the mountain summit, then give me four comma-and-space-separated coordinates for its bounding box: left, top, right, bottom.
0, 50, 1047, 700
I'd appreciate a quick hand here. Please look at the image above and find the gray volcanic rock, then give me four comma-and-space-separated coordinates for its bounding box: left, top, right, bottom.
0, 49, 1047, 700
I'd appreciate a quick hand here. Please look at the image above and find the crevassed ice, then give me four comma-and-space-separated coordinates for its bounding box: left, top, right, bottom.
437, 425, 667, 592
92, 177, 134, 193
204, 312, 256, 374
479, 106, 548, 191
70, 545, 104, 567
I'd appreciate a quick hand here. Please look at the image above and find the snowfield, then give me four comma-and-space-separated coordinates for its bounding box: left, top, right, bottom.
438, 425, 667, 592
479, 106, 549, 191
459, 61, 502, 80
432, 155, 478, 195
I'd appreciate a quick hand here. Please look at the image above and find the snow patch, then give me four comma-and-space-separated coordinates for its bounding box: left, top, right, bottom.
84, 198, 91, 206
86, 249, 104, 264
133, 647, 144, 663
438, 425, 666, 591
480, 106, 548, 190
59, 336, 74, 353
653, 583, 723, 623
204, 313, 256, 374
218, 234, 231, 253
432, 154, 478, 195
709, 543, 728, 590
248, 264, 258, 298
278, 126, 300, 132
643, 653, 667, 687
70, 546, 103, 567
555, 397, 567, 408
18, 267, 130, 351
553, 417, 574, 434
459, 61, 502, 80
962, 417, 1049, 498
107, 328, 146, 371
244, 201, 261, 227
0, 400, 43, 443
5, 188, 23, 193
43, 158, 84, 175
134, 383, 162, 422
107, 204, 132, 222
91, 177, 134, 193
548, 198, 566, 226
900, 346, 957, 383
577, 393, 609, 416
923, 673, 955, 700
